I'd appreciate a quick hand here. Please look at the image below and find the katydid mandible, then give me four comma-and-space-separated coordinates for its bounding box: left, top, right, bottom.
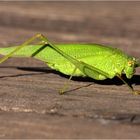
0, 34, 139, 94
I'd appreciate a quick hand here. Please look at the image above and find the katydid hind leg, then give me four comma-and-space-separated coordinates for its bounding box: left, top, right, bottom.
10, 33, 111, 81
0, 34, 46, 64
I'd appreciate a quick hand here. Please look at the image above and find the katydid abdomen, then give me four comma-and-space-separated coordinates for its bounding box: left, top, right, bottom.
0, 44, 132, 80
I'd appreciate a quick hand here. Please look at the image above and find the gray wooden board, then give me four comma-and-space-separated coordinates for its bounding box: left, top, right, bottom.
0, 1, 140, 138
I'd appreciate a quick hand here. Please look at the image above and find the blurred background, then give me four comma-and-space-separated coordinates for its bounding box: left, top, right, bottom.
0, 1, 140, 52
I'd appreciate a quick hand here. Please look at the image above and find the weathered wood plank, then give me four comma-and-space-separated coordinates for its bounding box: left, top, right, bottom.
0, 1, 140, 138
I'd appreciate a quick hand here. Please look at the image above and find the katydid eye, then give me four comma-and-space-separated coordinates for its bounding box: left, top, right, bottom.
128, 61, 134, 67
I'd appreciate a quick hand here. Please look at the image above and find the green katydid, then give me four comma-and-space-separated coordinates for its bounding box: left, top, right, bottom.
0, 34, 139, 94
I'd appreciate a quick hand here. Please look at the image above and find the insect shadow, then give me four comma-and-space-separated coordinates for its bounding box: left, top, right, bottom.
2, 66, 138, 86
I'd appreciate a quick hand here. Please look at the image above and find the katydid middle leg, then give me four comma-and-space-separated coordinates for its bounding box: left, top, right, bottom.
59, 67, 77, 94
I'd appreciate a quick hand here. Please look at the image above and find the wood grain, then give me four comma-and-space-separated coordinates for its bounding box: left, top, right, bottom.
0, 1, 140, 138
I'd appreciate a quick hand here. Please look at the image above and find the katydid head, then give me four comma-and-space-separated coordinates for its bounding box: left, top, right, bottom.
124, 57, 140, 79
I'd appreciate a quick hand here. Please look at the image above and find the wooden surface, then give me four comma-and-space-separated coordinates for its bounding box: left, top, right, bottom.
0, 1, 140, 139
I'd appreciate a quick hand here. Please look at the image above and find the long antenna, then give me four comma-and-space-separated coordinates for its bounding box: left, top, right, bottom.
136, 59, 140, 67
